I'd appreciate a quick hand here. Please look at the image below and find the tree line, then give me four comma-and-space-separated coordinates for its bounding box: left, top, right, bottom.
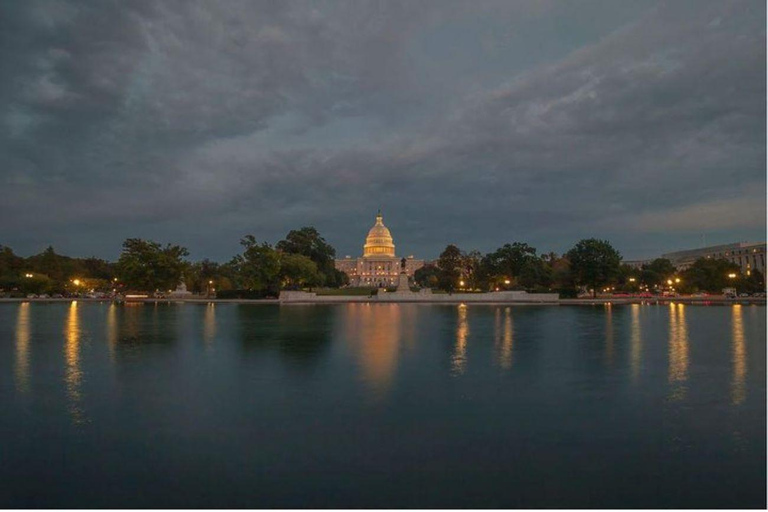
0, 232, 763, 297
0, 227, 347, 298
417, 239, 765, 297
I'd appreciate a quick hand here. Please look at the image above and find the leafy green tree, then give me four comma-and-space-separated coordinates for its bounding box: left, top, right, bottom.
19, 274, 54, 295
80, 257, 114, 281
279, 253, 320, 289
116, 238, 189, 292
681, 258, 741, 293
414, 263, 440, 289
484, 242, 539, 288
742, 269, 766, 294
276, 227, 338, 286
566, 239, 622, 297
234, 236, 281, 293
640, 258, 676, 288
437, 244, 463, 293
550, 255, 577, 297
185, 259, 222, 293
461, 250, 484, 290
519, 256, 552, 290
617, 264, 641, 292
0, 245, 24, 277
27, 246, 77, 283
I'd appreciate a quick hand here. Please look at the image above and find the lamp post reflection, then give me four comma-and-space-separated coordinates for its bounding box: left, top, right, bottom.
731, 305, 746, 405
630, 304, 642, 382
106, 302, 118, 362
15, 302, 31, 394
65, 301, 86, 424
204, 303, 217, 347
495, 307, 514, 370
668, 303, 689, 401
452, 304, 469, 375
604, 303, 614, 364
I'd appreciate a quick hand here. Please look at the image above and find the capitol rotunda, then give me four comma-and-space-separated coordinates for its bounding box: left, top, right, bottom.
335, 212, 424, 287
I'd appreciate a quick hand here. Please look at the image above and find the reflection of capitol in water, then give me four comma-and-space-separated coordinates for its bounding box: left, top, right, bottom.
343, 304, 402, 395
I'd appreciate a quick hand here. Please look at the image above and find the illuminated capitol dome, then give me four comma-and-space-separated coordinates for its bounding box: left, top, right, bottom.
336, 211, 424, 287
363, 212, 396, 257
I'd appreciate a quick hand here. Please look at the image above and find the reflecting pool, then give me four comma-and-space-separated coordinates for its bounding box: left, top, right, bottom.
0, 302, 765, 507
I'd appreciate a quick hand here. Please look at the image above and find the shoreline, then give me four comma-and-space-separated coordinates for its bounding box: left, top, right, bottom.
0, 297, 765, 305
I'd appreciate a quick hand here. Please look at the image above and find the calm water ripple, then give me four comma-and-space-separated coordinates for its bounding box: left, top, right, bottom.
0, 301, 765, 507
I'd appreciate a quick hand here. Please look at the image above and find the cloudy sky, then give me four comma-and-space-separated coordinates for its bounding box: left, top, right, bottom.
1, 0, 765, 261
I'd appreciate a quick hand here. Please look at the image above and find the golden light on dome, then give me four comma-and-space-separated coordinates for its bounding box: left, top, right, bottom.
363, 211, 396, 258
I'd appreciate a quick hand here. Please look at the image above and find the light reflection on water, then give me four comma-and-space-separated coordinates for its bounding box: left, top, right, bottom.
204, 303, 216, 347
604, 303, 614, 364
494, 307, 513, 370
451, 304, 469, 375
106, 302, 117, 361
630, 303, 642, 381
0, 301, 765, 508
732, 304, 747, 405
667, 303, 689, 401
14, 302, 30, 393
64, 301, 85, 424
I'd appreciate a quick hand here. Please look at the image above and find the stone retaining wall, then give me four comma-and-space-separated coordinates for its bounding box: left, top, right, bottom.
279, 290, 559, 303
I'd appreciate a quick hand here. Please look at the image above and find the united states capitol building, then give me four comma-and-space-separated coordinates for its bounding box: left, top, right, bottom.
335, 211, 425, 287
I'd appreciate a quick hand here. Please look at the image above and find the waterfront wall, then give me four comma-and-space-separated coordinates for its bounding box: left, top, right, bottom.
279, 290, 560, 303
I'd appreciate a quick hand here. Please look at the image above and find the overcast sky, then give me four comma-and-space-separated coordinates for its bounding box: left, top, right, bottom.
1, 0, 765, 262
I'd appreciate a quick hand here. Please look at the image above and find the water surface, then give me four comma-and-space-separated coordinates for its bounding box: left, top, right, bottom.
0, 302, 765, 507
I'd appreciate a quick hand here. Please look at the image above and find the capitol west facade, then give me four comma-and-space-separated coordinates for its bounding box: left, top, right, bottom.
335, 212, 424, 287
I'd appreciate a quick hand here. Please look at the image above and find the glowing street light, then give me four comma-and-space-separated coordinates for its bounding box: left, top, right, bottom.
72, 279, 81, 286
459, 280, 465, 287
666, 279, 673, 285
728, 273, 737, 279
675, 278, 681, 284
24, 273, 33, 278
628, 277, 636, 282
504, 279, 511, 285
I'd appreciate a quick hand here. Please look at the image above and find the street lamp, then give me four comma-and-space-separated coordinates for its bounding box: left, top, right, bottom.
459, 280, 465, 287
628, 277, 636, 282
666, 279, 673, 285
72, 279, 81, 286
24, 273, 33, 278
504, 279, 511, 285
675, 278, 681, 284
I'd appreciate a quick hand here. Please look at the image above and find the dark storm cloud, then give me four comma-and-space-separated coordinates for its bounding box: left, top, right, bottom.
0, 0, 764, 260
